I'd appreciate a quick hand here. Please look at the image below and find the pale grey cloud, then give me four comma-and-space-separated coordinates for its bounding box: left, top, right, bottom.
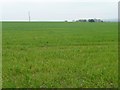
0, 0, 118, 21
1, 0, 119, 3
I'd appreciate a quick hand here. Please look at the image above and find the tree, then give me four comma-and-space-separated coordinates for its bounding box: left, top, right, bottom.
65, 20, 68, 22
88, 19, 95, 22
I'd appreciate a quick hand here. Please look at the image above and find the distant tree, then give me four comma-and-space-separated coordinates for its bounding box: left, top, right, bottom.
72, 20, 75, 22
75, 20, 79, 22
65, 20, 68, 22
83, 19, 87, 22
76, 19, 87, 22
88, 19, 95, 22
75, 18, 103, 22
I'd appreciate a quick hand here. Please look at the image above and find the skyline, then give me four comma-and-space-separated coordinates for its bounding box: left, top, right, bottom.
0, 0, 118, 21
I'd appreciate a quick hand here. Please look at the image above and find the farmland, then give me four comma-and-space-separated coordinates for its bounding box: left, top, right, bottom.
2, 22, 118, 88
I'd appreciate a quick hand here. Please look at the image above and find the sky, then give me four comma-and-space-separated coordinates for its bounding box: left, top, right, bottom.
0, 0, 119, 21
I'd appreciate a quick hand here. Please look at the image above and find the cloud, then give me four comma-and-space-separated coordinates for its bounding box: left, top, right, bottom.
1, 0, 119, 3
0, 0, 118, 21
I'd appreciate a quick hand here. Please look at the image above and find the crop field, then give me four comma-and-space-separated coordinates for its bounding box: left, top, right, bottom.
2, 22, 118, 88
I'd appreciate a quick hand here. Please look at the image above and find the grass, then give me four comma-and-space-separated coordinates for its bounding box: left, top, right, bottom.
0, 22, 2, 88
2, 22, 118, 88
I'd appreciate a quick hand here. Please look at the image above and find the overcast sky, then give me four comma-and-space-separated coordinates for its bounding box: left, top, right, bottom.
0, 0, 119, 21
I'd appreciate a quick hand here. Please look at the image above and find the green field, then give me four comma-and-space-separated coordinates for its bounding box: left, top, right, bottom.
2, 22, 118, 88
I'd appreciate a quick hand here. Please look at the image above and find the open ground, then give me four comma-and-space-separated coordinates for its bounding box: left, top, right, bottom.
2, 22, 118, 88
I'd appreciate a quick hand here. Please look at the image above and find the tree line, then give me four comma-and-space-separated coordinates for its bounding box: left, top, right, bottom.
65, 19, 103, 22
75, 19, 103, 22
